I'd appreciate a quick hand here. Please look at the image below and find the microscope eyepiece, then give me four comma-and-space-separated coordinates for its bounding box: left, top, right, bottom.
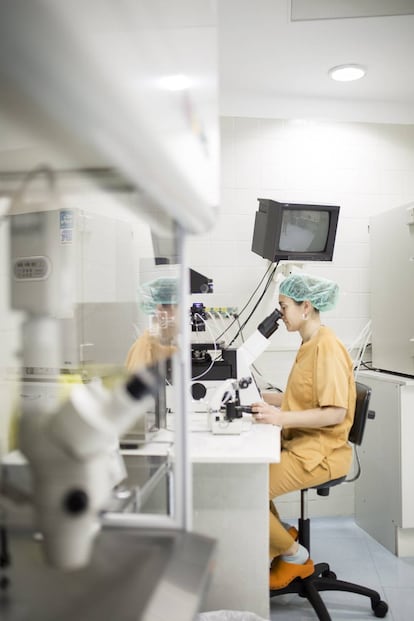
257, 308, 282, 339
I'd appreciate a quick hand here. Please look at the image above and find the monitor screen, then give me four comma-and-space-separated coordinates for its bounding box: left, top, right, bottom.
279, 209, 329, 252
251, 199, 340, 262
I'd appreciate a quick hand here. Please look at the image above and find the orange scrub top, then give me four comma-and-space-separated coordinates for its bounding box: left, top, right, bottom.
281, 326, 356, 478
125, 330, 176, 372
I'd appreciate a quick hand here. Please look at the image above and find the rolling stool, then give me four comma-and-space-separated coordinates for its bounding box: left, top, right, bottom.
270, 381, 389, 620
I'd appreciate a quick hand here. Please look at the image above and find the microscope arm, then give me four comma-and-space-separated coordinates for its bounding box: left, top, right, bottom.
208, 309, 283, 415
208, 378, 238, 413
235, 308, 282, 403
238, 307, 283, 365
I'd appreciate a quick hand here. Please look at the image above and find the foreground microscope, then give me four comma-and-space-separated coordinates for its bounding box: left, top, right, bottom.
1, 367, 159, 571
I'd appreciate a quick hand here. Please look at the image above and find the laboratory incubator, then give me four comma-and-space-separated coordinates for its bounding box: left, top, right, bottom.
10, 207, 137, 374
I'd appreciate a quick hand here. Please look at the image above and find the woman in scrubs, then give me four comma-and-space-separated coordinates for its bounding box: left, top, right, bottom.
252, 273, 356, 589
125, 277, 178, 371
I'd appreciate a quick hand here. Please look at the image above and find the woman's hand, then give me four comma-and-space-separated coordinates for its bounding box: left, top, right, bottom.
251, 401, 283, 426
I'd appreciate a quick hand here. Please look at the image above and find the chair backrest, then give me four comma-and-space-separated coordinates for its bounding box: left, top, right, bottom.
348, 381, 372, 446
311, 381, 373, 496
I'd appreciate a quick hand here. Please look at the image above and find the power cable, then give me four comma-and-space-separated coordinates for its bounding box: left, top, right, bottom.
227, 262, 278, 346
214, 262, 275, 343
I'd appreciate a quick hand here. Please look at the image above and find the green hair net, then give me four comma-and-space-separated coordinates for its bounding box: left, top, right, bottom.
279, 273, 339, 312
139, 277, 178, 315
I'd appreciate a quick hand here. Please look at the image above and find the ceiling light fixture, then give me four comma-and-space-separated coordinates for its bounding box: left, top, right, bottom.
158, 74, 191, 91
328, 64, 366, 82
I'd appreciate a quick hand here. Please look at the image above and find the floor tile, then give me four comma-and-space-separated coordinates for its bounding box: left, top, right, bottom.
269, 516, 405, 621
382, 587, 413, 621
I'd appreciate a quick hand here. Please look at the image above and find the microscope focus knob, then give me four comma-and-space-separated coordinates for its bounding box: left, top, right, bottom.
238, 377, 252, 389
191, 382, 207, 400
63, 489, 89, 514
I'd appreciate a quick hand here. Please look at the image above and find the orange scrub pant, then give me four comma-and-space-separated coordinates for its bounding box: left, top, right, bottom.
268, 449, 334, 559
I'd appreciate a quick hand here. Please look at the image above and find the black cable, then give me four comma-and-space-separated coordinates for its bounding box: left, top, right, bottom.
226, 266, 277, 346
227, 262, 278, 347
214, 262, 275, 342
235, 314, 245, 343
238, 263, 285, 393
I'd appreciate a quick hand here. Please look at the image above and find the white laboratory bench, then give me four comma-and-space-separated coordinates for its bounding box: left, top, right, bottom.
123, 415, 279, 462
123, 417, 281, 619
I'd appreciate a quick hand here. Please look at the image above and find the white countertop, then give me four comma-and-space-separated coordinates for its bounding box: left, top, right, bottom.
122, 415, 281, 464
358, 369, 414, 386
4, 417, 280, 466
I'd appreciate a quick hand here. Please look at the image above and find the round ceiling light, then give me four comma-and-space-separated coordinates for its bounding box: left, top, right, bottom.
158, 74, 191, 91
328, 64, 366, 82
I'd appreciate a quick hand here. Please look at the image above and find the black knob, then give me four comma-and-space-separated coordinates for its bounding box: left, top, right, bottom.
63, 489, 89, 514
238, 377, 252, 389
191, 382, 207, 400
241, 405, 253, 413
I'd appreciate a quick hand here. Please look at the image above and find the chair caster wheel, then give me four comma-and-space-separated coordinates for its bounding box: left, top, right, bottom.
373, 600, 388, 618
322, 570, 336, 579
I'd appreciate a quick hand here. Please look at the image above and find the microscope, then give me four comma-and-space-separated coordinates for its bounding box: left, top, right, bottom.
208, 308, 282, 434
1, 368, 160, 571
208, 376, 255, 434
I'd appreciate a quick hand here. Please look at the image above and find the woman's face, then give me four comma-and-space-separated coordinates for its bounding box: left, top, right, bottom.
278, 294, 304, 332
155, 304, 177, 330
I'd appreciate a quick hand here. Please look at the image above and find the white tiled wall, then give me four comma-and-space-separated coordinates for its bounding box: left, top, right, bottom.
187, 115, 414, 518
190, 116, 414, 356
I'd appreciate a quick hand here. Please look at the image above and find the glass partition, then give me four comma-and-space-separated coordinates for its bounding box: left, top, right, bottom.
0, 2, 217, 615
0, 167, 193, 569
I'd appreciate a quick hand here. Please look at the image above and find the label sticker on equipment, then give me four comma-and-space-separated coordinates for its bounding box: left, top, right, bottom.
13, 256, 51, 281
60, 209, 74, 244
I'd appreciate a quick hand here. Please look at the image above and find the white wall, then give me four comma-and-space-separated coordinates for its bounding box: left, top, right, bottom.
187, 115, 414, 518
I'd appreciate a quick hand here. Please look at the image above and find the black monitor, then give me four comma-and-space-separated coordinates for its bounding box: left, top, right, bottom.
251, 199, 340, 262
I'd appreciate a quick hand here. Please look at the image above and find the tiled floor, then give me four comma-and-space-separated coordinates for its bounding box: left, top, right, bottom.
269, 516, 414, 621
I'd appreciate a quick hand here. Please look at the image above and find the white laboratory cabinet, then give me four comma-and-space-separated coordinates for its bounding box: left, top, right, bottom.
355, 370, 414, 556
370, 203, 414, 376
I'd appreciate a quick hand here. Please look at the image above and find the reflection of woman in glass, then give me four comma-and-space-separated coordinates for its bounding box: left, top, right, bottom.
251, 273, 356, 589
125, 277, 178, 371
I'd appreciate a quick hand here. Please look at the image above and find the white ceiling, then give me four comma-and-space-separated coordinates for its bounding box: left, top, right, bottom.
218, 0, 414, 123
1, 0, 413, 184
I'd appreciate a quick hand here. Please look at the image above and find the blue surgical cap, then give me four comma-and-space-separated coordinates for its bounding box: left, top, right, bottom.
139, 277, 178, 315
279, 273, 339, 312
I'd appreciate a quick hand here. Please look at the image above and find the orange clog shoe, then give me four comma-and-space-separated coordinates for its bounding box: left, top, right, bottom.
269, 557, 315, 590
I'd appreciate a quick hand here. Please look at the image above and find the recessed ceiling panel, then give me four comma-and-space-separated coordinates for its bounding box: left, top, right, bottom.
291, 0, 414, 20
